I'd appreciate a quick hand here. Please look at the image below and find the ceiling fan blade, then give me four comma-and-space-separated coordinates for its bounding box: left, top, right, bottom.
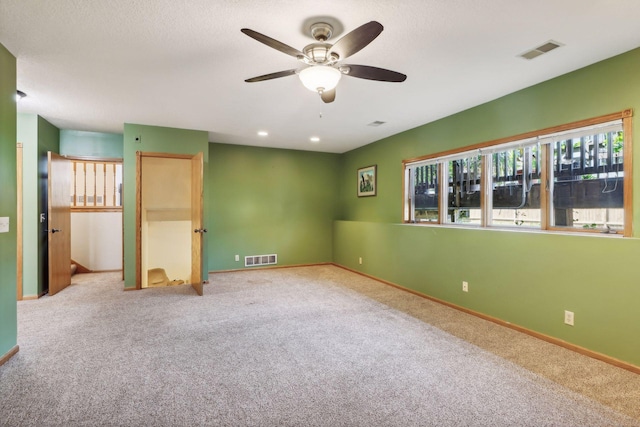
245, 69, 298, 83
329, 21, 383, 60
341, 65, 407, 82
320, 89, 336, 103
241, 28, 305, 59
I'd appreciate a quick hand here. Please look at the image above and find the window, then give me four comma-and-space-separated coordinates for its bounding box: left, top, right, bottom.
446, 154, 482, 225
405, 160, 439, 223
71, 159, 123, 210
403, 111, 632, 236
485, 140, 541, 228
547, 125, 624, 232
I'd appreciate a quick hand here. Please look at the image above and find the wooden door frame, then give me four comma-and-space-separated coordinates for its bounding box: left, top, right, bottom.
16, 143, 23, 301
135, 151, 200, 290
190, 152, 204, 296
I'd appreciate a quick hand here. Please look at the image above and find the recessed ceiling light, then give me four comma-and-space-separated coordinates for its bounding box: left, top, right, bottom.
368, 121, 386, 127
16, 90, 27, 102
310, 136, 320, 143
257, 131, 268, 137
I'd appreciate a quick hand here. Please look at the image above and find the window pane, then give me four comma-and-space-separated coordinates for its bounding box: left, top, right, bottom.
490, 145, 541, 228
413, 164, 439, 222
446, 156, 481, 225
551, 131, 624, 231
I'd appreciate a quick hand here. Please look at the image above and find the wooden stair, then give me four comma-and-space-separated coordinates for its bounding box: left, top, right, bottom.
70, 259, 92, 275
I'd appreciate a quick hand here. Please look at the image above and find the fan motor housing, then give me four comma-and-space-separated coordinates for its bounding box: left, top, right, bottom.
302, 42, 338, 65
310, 22, 333, 41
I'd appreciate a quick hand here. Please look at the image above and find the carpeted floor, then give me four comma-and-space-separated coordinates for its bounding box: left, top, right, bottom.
1, 265, 639, 426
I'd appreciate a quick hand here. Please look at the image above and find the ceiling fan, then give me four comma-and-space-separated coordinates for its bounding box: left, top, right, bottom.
241, 21, 407, 103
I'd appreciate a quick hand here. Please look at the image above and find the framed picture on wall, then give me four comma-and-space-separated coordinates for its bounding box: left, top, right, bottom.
357, 165, 377, 197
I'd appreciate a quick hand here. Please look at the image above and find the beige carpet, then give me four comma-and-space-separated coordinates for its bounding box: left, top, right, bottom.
1, 265, 639, 426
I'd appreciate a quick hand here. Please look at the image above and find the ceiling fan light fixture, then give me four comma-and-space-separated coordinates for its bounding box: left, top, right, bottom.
299, 66, 342, 93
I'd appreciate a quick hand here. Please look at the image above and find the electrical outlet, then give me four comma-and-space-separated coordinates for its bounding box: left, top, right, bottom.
234, 255, 239, 262
564, 310, 574, 326
358, 257, 363, 265
0, 217, 8, 233
462, 281, 469, 292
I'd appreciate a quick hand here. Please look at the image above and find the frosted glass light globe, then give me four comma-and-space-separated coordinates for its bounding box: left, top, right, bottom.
299, 66, 342, 92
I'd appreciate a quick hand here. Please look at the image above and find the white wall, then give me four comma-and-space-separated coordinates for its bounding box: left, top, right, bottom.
146, 220, 192, 284
71, 212, 122, 271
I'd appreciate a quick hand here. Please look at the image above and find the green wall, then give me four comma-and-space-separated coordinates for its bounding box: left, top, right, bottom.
18, 114, 60, 297
18, 114, 61, 296
334, 47, 640, 366
208, 143, 340, 271
60, 129, 123, 158
17, 113, 38, 297
0, 43, 17, 359
122, 123, 209, 288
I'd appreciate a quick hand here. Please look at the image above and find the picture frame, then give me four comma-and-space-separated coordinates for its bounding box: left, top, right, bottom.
357, 165, 377, 197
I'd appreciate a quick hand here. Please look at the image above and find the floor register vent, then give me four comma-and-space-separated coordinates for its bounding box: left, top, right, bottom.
245, 254, 277, 267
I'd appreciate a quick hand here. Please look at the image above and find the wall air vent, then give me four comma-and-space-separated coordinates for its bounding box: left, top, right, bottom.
519, 40, 562, 60
245, 254, 277, 267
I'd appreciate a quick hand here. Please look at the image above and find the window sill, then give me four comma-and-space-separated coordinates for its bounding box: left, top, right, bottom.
402, 221, 626, 238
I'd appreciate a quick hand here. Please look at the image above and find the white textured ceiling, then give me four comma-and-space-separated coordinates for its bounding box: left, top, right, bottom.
1, 0, 640, 153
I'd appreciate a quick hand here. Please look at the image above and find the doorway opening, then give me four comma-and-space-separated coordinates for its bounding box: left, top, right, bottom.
69, 157, 123, 276
135, 152, 204, 295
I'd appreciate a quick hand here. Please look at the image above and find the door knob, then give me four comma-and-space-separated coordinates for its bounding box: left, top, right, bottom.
193, 228, 208, 233
46, 229, 62, 234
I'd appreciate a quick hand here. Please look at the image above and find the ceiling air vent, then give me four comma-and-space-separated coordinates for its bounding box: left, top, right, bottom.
368, 121, 386, 127
519, 40, 562, 60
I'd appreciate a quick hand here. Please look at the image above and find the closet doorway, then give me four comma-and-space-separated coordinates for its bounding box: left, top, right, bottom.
136, 152, 204, 295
